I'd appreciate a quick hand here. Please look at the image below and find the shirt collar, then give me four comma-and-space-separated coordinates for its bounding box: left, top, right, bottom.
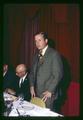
41, 45, 48, 56
3, 71, 7, 76
20, 73, 27, 82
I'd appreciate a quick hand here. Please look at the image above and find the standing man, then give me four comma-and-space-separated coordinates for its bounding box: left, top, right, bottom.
29, 32, 63, 110
15, 64, 31, 101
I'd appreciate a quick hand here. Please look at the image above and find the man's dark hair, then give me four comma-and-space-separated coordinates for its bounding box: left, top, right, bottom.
34, 32, 48, 40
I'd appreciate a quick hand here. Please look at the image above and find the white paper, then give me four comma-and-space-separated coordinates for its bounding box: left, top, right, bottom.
4, 93, 63, 117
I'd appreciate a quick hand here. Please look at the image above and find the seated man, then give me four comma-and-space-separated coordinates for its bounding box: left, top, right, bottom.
3, 63, 16, 95
15, 64, 31, 101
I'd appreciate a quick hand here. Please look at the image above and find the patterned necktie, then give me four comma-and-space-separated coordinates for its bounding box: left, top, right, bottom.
39, 50, 42, 57
38, 50, 44, 64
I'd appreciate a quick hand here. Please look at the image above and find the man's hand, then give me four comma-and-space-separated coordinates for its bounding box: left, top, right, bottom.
5, 88, 16, 95
42, 91, 52, 102
30, 86, 35, 97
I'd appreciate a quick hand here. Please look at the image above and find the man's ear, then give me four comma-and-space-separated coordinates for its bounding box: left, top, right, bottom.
45, 39, 48, 44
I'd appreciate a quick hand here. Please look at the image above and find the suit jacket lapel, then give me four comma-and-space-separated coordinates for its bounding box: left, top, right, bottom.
43, 46, 51, 59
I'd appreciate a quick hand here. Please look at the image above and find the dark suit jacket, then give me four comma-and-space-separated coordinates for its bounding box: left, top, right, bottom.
3, 70, 16, 91
29, 46, 63, 99
14, 74, 31, 101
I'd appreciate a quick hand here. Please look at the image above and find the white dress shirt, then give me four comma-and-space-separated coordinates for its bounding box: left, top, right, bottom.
19, 73, 27, 88
3, 71, 7, 77
41, 45, 48, 56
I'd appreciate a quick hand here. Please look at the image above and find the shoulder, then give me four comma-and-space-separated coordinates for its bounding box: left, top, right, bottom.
25, 74, 29, 81
31, 51, 38, 64
48, 47, 60, 57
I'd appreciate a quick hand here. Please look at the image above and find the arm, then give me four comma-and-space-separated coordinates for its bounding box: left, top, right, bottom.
42, 52, 63, 101
29, 69, 36, 97
46, 52, 63, 92
29, 54, 38, 97
30, 86, 35, 97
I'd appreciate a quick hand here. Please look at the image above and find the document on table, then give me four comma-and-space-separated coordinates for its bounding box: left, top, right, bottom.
9, 100, 63, 117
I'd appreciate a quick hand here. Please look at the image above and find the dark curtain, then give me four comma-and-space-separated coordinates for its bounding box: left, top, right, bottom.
39, 4, 79, 82
19, 13, 40, 67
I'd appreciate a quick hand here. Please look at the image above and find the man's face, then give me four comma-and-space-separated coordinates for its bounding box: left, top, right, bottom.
34, 34, 48, 50
3, 64, 8, 72
16, 69, 26, 78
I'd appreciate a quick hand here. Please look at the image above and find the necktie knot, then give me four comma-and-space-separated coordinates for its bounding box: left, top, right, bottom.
38, 50, 42, 57
38, 50, 44, 64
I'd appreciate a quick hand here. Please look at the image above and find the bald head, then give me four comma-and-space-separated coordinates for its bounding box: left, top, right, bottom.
16, 64, 27, 78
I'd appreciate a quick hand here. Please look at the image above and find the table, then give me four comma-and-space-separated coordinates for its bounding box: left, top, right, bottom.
3, 92, 63, 117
